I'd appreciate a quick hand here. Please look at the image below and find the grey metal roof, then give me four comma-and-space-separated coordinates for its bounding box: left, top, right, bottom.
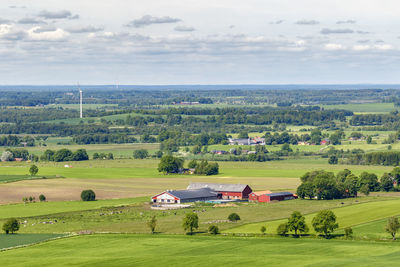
187, 182, 249, 192
266, 192, 293, 197
166, 188, 217, 200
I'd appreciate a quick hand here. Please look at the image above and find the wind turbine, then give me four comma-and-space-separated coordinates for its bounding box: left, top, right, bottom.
78, 83, 83, 119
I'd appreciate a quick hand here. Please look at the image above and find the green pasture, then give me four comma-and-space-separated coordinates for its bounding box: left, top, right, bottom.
0, 143, 159, 159
0, 158, 394, 179
2, 234, 400, 266
45, 104, 118, 110
0, 197, 148, 219
0, 197, 382, 235
321, 102, 397, 113
226, 198, 400, 236
0, 234, 65, 250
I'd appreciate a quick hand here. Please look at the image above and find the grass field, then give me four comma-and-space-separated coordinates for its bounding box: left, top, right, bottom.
0, 197, 148, 219
0, 175, 48, 184
321, 102, 398, 113
0, 234, 65, 250
1, 234, 400, 266
226, 198, 400, 237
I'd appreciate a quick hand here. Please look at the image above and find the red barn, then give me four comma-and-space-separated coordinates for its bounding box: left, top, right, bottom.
257, 192, 297, 203
187, 183, 253, 200
249, 190, 273, 202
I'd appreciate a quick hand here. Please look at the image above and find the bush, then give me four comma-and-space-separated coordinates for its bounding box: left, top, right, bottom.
228, 213, 240, 222
344, 227, 353, 239
81, 189, 96, 201
2, 218, 19, 234
208, 225, 219, 235
39, 194, 46, 202
133, 149, 149, 159
277, 223, 289, 236
260, 226, 266, 235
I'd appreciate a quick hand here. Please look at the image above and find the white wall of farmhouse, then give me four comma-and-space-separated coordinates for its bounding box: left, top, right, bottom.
154, 192, 179, 204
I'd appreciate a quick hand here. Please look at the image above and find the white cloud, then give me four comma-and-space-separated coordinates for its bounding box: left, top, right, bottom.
352, 44, 370, 51
126, 15, 181, 28
324, 43, 345, 50
374, 44, 393, 50
27, 26, 69, 41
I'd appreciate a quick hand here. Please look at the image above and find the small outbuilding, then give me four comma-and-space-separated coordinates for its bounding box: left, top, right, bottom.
258, 192, 297, 203
248, 190, 273, 201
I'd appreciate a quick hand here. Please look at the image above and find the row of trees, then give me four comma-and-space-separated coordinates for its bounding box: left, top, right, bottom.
40, 149, 89, 162
296, 169, 399, 200
157, 156, 219, 175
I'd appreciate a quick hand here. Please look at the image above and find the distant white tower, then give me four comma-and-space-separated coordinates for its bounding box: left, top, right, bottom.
79, 87, 83, 119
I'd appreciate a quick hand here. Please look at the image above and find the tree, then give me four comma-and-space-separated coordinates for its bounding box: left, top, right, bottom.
29, 165, 38, 176
287, 211, 309, 236
71, 149, 89, 161
53, 148, 73, 162
92, 152, 100, 160
360, 184, 370, 196
147, 216, 157, 234
182, 212, 199, 235
391, 167, 400, 185
1, 151, 13, 162
358, 172, 380, 192
81, 189, 96, 201
328, 155, 338, 165
238, 132, 249, 139
228, 213, 241, 222
133, 149, 149, 159
344, 227, 353, 239
208, 225, 219, 235
366, 135, 372, 144
277, 223, 289, 236
158, 155, 184, 174
385, 217, 400, 240
260, 226, 266, 235
2, 218, 19, 234
188, 159, 198, 169
39, 194, 46, 202
312, 210, 339, 238
296, 182, 315, 199
381, 173, 394, 192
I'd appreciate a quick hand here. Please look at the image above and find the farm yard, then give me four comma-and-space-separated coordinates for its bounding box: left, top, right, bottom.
2, 88, 400, 265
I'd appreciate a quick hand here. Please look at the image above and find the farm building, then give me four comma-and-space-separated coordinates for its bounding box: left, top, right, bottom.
248, 190, 273, 201
152, 188, 217, 204
187, 182, 253, 200
252, 192, 297, 203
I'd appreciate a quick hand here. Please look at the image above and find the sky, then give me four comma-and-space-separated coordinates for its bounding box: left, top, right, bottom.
0, 0, 399, 85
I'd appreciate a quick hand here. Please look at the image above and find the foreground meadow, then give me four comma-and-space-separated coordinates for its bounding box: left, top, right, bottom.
1, 234, 400, 266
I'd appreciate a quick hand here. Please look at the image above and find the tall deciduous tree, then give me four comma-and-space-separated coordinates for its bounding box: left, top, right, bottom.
287, 211, 309, 236
385, 217, 400, 240
182, 212, 199, 235
147, 216, 157, 234
312, 210, 338, 238
157, 155, 184, 174
2, 218, 19, 234
29, 165, 39, 176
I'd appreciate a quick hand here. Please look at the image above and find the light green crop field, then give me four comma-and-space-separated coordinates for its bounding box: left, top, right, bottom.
0, 197, 148, 219
0, 175, 47, 184
1, 234, 400, 266
45, 104, 119, 110
0, 234, 65, 250
226, 198, 400, 236
321, 102, 398, 113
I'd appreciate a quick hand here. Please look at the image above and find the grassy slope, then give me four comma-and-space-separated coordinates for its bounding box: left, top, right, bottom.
0, 197, 148, 219
1, 234, 400, 266
226, 198, 400, 234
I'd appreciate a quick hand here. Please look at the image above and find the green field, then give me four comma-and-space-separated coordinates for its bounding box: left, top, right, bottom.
226, 198, 400, 236
1, 234, 400, 266
0, 175, 47, 184
0, 197, 148, 219
321, 102, 398, 113
0, 234, 65, 250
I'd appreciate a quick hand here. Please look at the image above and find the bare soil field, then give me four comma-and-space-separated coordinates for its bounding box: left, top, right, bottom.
0, 177, 300, 204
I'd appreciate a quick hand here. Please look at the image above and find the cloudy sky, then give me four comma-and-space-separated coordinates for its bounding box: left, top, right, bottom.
0, 0, 399, 84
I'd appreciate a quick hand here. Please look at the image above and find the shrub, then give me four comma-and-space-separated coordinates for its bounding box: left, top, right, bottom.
81, 189, 96, 201
133, 149, 149, 159
2, 218, 19, 234
39, 194, 46, 202
277, 223, 289, 236
228, 213, 240, 222
147, 216, 157, 234
208, 225, 219, 235
260, 226, 266, 235
344, 227, 353, 239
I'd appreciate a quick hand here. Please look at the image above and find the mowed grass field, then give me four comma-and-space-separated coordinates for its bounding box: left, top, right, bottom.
1, 234, 400, 266
321, 102, 398, 113
226, 198, 400, 237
